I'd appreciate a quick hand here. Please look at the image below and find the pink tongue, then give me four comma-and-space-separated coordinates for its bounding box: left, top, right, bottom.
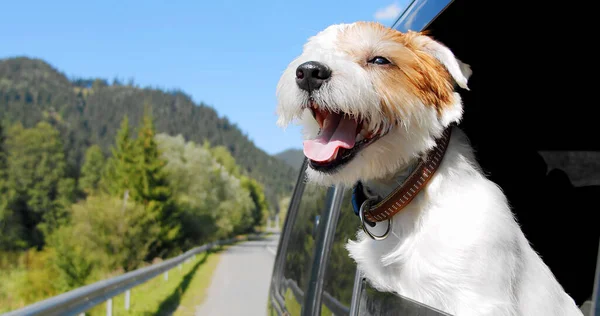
303, 113, 358, 162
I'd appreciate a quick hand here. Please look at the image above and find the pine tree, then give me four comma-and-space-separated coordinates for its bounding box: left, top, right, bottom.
79, 145, 105, 195
0, 123, 6, 176
133, 109, 179, 258
0, 122, 23, 250
102, 116, 135, 197
0, 123, 7, 202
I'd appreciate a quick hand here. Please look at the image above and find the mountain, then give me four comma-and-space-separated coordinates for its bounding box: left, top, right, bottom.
0, 57, 296, 208
275, 148, 305, 172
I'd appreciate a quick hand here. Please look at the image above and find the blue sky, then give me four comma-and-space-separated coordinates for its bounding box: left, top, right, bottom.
0, 0, 409, 155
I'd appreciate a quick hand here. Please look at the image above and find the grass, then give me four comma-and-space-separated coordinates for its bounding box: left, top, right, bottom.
284, 288, 302, 316
321, 303, 333, 316
0, 267, 27, 313
83, 247, 224, 316
2, 235, 257, 315
282, 287, 333, 316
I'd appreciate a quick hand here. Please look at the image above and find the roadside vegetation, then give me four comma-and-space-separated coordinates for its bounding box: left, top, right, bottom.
0, 112, 270, 312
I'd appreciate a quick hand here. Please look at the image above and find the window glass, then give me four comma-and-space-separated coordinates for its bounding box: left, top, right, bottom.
393, 0, 452, 33
279, 182, 331, 315
320, 188, 359, 315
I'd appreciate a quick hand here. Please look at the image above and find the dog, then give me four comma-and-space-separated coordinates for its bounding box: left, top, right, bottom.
275, 22, 582, 316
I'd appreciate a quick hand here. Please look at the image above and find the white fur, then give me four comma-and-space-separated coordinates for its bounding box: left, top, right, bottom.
275, 22, 582, 315
276, 24, 388, 135
348, 129, 582, 315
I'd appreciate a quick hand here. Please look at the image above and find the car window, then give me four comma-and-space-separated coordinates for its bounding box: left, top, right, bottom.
279, 182, 332, 315
319, 188, 359, 315
392, 0, 452, 33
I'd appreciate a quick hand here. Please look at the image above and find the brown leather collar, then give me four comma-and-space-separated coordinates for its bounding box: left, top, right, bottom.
362, 127, 453, 223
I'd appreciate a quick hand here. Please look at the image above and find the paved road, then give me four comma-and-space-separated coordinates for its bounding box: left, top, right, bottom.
195, 233, 279, 316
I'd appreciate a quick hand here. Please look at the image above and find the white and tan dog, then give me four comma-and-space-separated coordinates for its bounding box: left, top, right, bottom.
276, 22, 582, 316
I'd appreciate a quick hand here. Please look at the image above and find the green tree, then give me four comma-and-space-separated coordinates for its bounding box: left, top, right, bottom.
5, 122, 68, 246
0, 122, 25, 250
132, 111, 178, 258
91, 78, 108, 90
210, 145, 241, 178
102, 116, 135, 197
46, 225, 95, 291
43, 177, 77, 232
78, 145, 105, 195
0, 122, 6, 183
158, 134, 217, 247
240, 176, 270, 232
156, 133, 255, 242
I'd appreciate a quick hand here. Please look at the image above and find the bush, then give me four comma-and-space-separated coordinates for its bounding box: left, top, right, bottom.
14, 248, 61, 305
69, 194, 160, 272
45, 225, 96, 291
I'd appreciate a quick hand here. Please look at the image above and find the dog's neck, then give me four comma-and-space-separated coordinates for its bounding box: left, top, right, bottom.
361, 158, 420, 201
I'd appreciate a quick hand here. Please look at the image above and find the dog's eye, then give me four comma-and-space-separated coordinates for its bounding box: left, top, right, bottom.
368, 56, 391, 65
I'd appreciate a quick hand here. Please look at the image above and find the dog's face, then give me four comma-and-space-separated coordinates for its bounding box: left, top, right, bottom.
276, 22, 471, 187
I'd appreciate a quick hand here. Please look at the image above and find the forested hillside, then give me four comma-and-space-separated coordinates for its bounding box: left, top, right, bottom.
275, 148, 305, 172
0, 57, 296, 207
0, 56, 296, 311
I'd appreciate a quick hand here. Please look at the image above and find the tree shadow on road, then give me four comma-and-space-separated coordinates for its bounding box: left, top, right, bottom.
153, 247, 225, 316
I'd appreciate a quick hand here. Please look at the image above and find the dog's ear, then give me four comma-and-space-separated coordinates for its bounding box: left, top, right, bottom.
418, 36, 472, 90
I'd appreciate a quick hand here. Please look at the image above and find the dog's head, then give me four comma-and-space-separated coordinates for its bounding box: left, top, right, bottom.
276, 22, 471, 187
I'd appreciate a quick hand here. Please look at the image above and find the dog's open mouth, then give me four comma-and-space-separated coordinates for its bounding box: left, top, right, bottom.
303, 100, 389, 173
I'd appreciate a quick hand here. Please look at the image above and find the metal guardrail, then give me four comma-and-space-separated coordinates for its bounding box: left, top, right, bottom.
322, 291, 351, 316
3, 235, 256, 316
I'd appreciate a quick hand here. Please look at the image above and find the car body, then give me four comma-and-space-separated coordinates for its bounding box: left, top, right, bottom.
268, 0, 600, 315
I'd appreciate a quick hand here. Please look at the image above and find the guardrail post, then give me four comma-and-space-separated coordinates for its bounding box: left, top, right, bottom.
179, 263, 182, 271
106, 298, 112, 316
164, 271, 168, 281
125, 289, 131, 310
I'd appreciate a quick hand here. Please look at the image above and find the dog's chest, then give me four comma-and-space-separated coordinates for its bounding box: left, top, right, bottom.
354, 228, 479, 315
349, 194, 489, 309
388, 231, 463, 295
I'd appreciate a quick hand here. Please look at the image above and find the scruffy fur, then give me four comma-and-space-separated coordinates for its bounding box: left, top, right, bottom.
276, 22, 582, 315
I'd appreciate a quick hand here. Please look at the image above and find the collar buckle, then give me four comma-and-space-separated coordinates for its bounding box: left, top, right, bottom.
359, 198, 392, 240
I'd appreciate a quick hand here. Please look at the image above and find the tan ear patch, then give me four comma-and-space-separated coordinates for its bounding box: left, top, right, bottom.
380, 30, 455, 117
337, 22, 456, 119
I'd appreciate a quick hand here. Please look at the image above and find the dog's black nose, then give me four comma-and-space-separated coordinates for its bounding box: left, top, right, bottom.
295, 61, 331, 92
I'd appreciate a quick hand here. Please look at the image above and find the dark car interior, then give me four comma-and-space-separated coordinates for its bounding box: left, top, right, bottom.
426, 0, 599, 306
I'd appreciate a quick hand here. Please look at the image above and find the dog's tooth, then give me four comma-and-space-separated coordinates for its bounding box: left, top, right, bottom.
330, 148, 340, 162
